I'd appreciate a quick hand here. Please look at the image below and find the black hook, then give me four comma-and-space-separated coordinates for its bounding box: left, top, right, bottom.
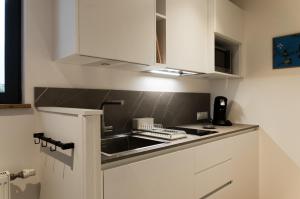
41, 140, 48, 147
34, 138, 40, 144
50, 145, 57, 152
33, 132, 74, 151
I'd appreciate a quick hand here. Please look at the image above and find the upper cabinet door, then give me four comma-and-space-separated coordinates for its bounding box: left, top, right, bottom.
214, 0, 244, 42
78, 0, 156, 65
166, 0, 210, 73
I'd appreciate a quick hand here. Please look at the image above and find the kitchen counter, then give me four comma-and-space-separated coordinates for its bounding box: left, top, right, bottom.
102, 123, 259, 169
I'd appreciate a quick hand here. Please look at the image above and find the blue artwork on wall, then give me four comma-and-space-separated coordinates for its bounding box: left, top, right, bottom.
273, 33, 300, 69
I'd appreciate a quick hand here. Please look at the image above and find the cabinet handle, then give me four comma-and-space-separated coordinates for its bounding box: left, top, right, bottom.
200, 180, 233, 199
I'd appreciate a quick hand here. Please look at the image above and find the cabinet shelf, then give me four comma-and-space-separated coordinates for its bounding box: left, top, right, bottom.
156, 13, 166, 21
156, 0, 166, 64
156, 0, 166, 16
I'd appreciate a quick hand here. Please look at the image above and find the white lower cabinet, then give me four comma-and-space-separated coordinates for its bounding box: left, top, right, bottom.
194, 160, 233, 199
193, 135, 234, 199
103, 130, 258, 199
103, 149, 194, 199
230, 131, 259, 199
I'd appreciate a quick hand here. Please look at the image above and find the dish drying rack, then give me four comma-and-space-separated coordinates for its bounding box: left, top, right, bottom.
134, 123, 187, 140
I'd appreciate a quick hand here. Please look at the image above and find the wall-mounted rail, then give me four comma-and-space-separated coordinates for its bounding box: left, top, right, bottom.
33, 133, 75, 152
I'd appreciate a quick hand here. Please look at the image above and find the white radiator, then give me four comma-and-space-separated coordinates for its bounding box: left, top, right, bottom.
0, 171, 10, 199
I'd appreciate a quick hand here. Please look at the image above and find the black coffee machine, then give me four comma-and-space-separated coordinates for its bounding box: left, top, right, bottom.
212, 96, 232, 126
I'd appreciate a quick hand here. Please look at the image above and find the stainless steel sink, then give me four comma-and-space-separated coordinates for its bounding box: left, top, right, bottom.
101, 134, 167, 157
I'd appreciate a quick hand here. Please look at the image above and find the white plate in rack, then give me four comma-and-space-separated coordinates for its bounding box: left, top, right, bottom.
136, 128, 187, 140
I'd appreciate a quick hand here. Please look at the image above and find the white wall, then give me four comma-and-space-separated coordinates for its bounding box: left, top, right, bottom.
0, 0, 210, 199
211, 0, 300, 198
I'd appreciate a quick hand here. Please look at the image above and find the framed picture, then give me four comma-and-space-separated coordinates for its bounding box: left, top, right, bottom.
273, 33, 300, 69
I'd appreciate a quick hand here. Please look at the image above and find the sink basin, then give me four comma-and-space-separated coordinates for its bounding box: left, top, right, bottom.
101, 134, 166, 156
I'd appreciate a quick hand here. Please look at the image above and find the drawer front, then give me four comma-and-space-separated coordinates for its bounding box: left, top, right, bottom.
194, 160, 233, 199
194, 137, 233, 173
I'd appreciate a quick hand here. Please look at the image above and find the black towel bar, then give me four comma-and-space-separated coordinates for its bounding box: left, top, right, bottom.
33, 133, 75, 151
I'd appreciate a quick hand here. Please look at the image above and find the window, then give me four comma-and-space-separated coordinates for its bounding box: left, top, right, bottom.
0, 0, 22, 103
0, 1, 4, 93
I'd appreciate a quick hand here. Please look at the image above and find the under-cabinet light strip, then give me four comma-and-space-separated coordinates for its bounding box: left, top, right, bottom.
149, 68, 198, 77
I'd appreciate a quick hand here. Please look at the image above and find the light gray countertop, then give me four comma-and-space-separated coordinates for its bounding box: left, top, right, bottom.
101, 123, 259, 170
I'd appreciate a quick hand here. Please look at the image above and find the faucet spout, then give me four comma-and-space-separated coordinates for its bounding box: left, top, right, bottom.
100, 100, 125, 134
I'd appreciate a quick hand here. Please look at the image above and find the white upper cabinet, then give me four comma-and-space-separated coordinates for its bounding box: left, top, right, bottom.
213, 0, 244, 42
163, 0, 244, 75
200, 0, 244, 78
54, 0, 156, 66
165, 0, 210, 73
54, 0, 244, 76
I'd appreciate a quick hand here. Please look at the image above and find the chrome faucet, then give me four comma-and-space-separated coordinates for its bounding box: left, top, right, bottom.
100, 100, 125, 134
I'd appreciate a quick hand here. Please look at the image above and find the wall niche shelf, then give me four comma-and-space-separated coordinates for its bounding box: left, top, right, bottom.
0, 104, 32, 109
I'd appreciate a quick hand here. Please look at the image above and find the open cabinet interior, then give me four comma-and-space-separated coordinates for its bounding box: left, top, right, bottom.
215, 34, 241, 76
156, 0, 166, 64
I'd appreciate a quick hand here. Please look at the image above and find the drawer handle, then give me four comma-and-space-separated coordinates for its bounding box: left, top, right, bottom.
200, 180, 233, 199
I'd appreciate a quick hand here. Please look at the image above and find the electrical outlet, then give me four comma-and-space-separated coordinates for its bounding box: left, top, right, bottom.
197, 112, 208, 120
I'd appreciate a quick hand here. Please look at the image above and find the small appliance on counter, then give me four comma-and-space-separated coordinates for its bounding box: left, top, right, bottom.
132, 118, 187, 140
212, 96, 232, 126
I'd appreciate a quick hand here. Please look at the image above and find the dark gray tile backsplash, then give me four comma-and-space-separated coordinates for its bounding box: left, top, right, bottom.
35, 87, 210, 134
